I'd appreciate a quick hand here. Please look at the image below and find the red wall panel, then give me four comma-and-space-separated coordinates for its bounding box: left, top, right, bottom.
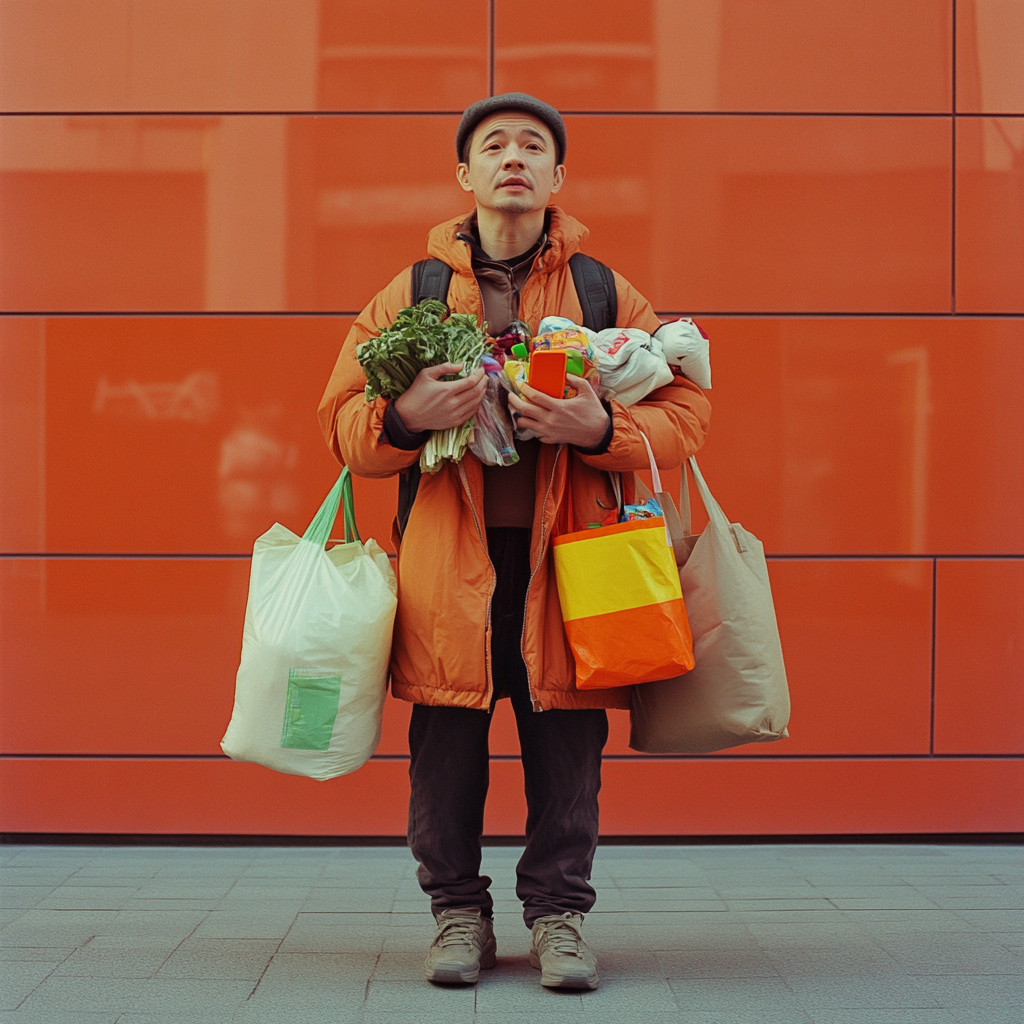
0, 0, 489, 113
934, 559, 1024, 754
0, 114, 953, 315
956, 0, 1024, 114
0, 316, 403, 555
955, 117, 1024, 313
8, 316, 1019, 559
0, 558, 248, 755
684, 317, 1024, 556
0, 557, 932, 759
495, 0, 952, 114
2, 757, 1020, 836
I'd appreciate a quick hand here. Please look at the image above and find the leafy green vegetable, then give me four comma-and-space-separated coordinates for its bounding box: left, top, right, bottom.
357, 299, 489, 473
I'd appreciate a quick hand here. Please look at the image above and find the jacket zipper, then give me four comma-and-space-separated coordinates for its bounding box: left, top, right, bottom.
458, 461, 497, 710
520, 445, 564, 712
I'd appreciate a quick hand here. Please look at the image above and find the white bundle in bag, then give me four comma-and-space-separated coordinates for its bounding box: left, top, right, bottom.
592, 327, 675, 406
221, 468, 397, 781
653, 318, 712, 389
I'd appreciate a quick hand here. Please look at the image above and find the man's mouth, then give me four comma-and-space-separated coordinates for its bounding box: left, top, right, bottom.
499, 177, 530, 189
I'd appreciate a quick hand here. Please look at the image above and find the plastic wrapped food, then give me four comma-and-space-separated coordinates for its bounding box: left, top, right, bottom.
620, 496, 664, 522
470, 357, 519, 467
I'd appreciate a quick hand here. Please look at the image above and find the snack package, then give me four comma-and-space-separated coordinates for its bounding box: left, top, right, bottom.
592, 328, 675, 406
469, 357, 519, 467
620, 496, 664, 522
653, 317, 711, 390
530, 317, 600, 396
503, 359, 529, 394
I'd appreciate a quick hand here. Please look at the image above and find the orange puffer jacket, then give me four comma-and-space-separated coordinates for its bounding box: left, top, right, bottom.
318, 207, 711, 711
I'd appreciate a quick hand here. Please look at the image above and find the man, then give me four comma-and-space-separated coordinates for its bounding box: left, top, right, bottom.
319, 93, 710, 990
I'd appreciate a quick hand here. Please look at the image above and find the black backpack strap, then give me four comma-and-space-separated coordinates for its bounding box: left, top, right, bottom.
411, 258, 454, 305
568, 252, 618, 332
396, 259, 453, 540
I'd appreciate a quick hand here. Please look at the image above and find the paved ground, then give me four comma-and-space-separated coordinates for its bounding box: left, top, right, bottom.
0, 842, 1022, 1024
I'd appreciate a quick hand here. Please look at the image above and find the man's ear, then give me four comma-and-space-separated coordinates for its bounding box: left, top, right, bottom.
550, 164, 566, 194
456, 162, 474, 193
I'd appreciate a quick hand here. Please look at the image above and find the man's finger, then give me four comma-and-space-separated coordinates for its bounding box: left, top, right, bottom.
422, 361, 464, 379
518, 383, 559, 408
441, 368, 485, 392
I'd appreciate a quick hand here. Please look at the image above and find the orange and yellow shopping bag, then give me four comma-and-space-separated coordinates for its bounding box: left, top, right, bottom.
552, 435, 694, 689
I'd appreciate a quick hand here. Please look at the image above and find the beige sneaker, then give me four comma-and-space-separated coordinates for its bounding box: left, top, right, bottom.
529, 912, 600, 990
423, 908, 497, 984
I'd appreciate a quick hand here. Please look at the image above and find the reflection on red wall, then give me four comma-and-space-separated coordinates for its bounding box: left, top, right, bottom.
0, 0, 1021, 837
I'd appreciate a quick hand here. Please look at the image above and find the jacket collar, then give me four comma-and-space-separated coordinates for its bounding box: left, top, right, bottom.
426, 205, 590, 275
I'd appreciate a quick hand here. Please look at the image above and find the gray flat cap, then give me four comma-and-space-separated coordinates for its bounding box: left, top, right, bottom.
456, 92, 566, 164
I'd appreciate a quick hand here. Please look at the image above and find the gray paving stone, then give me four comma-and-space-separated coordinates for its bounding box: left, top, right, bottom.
0, 949, 71, 963
803, 1011, 958, 1023
50, 948, 173, 978
877, 934, 1024, 975
93, 910, 209, 941
763, 945, 908, 978
190, 911, 298, 939
79, 934, 186, 949
17, 977, 144, 1014
0, 961, 58, 1010
119, 899, 221, 912
0, 1010, 119, 1024
724, 898, 838, 912
35, 888, 139, 911
131, 885, 233, 900
0, 889, 57, 910
785, 974, 944, 1010
0, 910, 118, 947
950, 908, 1024, 932
129, 977, 256, 1013
911, 972, 1024, 1008
299, 890, 396, 913
668, 977, 813, 1019
655, 948, 784, 978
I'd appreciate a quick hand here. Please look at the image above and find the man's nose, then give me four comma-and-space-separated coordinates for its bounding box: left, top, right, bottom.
502, 147, 526, 167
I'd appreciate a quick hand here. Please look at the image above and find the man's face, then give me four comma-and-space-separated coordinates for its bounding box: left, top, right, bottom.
456, 112, 565, 215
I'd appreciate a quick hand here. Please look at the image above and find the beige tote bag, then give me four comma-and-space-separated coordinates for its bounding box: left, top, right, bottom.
629, 454, 790, 753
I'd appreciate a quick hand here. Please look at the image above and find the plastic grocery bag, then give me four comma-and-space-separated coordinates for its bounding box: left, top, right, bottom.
469, 356, 519, 466
592, 328, 675, 406
221, 468, 397, 781
653, 318, 712, 389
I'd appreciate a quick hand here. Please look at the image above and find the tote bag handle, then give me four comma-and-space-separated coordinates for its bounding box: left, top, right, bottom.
303, 467, 361, 548
679, 456, 748, 554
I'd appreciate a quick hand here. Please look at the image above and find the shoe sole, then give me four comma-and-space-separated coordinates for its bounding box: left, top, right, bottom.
425, 946, 497, 985
529, 950, 599, 990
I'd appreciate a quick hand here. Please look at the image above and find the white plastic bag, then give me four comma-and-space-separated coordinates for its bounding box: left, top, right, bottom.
592, 327, 675, 406
653, 318, 712, 389
221, 468, 397, 781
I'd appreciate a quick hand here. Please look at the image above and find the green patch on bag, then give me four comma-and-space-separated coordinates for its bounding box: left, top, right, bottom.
281, 669, 342, 751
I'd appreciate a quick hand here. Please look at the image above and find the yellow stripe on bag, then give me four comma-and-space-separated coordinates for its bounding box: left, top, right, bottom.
553, 518, 682, 622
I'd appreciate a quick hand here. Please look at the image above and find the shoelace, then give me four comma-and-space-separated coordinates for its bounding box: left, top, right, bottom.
539, 916, 585, 958
435, 916, 479, 949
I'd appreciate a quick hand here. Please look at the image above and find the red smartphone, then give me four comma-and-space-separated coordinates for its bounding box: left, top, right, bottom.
528, 350, 567, 399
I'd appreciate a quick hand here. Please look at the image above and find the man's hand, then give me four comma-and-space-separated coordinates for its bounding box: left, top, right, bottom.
393, 363, 487, 434
507, 374, 611, 448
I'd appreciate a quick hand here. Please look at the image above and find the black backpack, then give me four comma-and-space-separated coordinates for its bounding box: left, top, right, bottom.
396, 253, 618, 538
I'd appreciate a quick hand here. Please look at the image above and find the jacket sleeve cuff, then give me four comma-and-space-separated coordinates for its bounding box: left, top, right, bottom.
382, 400, 431, 451
572, 401, 614, 456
